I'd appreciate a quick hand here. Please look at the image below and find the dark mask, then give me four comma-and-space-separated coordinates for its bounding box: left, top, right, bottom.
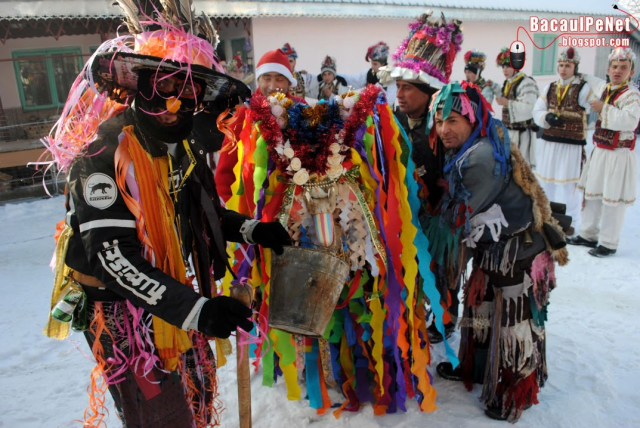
134, 69, 206, 143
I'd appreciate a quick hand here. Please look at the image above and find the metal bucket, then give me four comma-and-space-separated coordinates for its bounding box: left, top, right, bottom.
269, 246, 350, 336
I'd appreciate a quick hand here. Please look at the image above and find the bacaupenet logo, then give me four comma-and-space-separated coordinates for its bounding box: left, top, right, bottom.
524, 6, 637, 48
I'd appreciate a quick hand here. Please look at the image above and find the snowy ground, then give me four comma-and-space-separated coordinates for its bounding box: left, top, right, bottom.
1, 152, 639, 428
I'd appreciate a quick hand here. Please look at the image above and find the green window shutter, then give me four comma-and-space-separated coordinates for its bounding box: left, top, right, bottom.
12, 47, 83, 110
533, 34, 558, 76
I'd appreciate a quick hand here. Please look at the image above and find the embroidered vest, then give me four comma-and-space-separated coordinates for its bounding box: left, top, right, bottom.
501, 74, 537, 131
593, 85, 636, 150
290, 71, 306, 99
542, 79, 588, 145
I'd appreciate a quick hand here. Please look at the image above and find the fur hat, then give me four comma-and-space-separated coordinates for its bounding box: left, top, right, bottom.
256, 49, 297, 87
558, 47, 580, 63
320, 55, 337, 75
365, 42, 389, 64
387, 11, 463, 89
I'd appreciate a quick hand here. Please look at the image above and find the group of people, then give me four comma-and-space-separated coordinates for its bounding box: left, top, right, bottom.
41, 1, 638, 427
464, 44, 639, 257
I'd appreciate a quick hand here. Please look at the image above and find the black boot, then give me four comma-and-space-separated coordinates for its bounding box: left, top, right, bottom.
566, 235, 597, 248
588, 245, 616, 257
427, 322, 455, 344
436, 362, 462, 381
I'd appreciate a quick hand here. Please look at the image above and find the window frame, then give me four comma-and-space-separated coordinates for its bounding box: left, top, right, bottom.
532, 34, 558, 76
12, 46, 84, 111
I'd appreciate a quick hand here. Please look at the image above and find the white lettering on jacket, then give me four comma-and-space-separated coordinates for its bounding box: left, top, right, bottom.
98, 239, 166, 305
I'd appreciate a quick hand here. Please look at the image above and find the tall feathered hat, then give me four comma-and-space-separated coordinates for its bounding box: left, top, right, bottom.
496, 47, 510, 67
90, 0, 250, 103
463, 50, 486, 74
42, 0, 250, 171
609, 46, 636, 66
365, 42, 389, 64
387, 11, 463, 88
557, 47, 580, 63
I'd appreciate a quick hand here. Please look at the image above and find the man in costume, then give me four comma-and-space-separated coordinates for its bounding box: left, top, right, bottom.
568, 47, 640, 257
306, 55, 350, 101
378, 12, 464, 343
213, 11, 461, 417
491, 47, 540, 167
281, 42, 312, 100
42, 2, 290, 427
463, 50, 499, 103
342, 41, 397, 106
428, 81, 568, 422
533, 47, 593, 229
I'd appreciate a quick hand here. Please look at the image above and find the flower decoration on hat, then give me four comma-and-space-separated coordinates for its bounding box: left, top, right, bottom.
464, 50, 486, 71
609, 47, 636, 65
320, 55, 337, 75
365, 42, 389, 64
281, 42, 298, 59
388, 11, 464, 89
558, 47, 581, 63
496, 47, 510, 67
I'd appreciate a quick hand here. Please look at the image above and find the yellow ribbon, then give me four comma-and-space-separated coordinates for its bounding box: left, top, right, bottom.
555, 76, 576, 115
503, 72, 525, 98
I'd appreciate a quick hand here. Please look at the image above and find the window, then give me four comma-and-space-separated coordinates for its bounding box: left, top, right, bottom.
532, 34, 558, 76
13, 47, 83, 110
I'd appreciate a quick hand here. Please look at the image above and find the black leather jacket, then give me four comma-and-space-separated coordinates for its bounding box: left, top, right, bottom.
64, 108, 249, 329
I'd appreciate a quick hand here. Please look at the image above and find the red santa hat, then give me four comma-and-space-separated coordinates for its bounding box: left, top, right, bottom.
255, 49, 297, 87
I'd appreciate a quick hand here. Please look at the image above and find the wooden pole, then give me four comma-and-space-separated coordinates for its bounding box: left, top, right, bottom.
230, 284, 253, 428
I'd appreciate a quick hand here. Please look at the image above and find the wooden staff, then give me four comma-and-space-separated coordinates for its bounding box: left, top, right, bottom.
230, 283, 253, 428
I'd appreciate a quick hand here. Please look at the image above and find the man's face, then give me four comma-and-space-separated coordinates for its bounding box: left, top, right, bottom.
557, 62, 576, 80
464, 69, 478, 83
258, 72, 290, 96
288, 57, 297, 71
502, 65, 516, 79
396, 80, 430, 119
370, 60, 383, 73
322, 71, 335, 84
149, 72, 203, 126
608, 60, 634, 86
435, 110, 474, 151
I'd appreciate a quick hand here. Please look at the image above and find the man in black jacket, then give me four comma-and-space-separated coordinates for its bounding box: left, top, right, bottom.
44, 2, 290, 427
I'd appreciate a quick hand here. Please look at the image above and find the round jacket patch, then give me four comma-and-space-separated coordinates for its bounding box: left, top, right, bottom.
84, 173, 117, 209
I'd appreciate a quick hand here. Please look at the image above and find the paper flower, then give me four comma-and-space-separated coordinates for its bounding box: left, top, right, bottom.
290, 157, 302, 171
329, 143, 341, 154
293, 168, 310, 185
326, 164, 344, 179
327, 153, 343, 166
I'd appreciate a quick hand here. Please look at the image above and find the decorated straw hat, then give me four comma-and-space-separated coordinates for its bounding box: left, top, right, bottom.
496, 47, 510, 67
609, 47, 636, 66
383, 11, 463, 89
557, 47, 580, 63
365, 42, 389, 64
464, 49, 486, 73
91, 0, 250, 103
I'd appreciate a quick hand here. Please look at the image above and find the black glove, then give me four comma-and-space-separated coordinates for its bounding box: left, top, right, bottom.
545, 112, 562, 127
251, 221, 292, 255
197, 296, 253, 338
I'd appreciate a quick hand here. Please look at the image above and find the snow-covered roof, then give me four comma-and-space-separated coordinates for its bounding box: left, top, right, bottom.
0, 0, 623, 20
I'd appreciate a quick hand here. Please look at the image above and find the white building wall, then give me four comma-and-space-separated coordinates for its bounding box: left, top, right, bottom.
251, 17, 600, 115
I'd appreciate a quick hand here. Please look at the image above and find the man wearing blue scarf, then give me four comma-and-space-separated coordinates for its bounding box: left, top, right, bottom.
425, 81, 566, 422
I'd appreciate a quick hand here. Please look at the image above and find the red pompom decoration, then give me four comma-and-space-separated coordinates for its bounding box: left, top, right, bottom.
567, 47, 575, 60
